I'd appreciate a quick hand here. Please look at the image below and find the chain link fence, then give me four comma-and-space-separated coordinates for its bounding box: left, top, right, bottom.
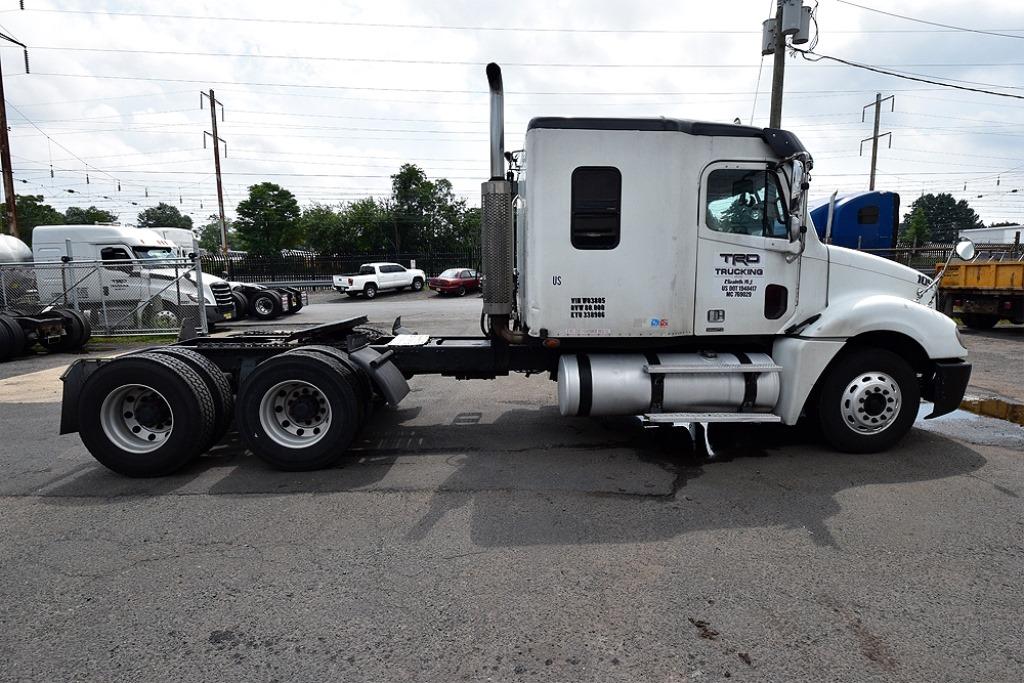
859, 241, 1023, 272
0, 256, 225, 336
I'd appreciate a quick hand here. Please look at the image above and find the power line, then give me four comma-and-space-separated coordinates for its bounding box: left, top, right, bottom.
793, 48, 1024, 100
22, 7, 1024, 36
834, 0, 1024, 40
11, 45, 1024, 70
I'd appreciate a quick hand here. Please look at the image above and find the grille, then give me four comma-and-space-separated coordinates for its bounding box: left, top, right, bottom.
481, 180, 514, 316
210, 282, 234, 311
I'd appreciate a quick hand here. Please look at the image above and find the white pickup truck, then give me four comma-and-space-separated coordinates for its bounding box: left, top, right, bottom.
333, 262, 426, 299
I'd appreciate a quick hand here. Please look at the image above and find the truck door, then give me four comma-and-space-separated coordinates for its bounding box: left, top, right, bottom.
99, 246, 133, 301
693, 162, 801, 336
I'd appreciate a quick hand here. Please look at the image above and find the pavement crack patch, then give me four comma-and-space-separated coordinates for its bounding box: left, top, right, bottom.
688, 618, 720, 641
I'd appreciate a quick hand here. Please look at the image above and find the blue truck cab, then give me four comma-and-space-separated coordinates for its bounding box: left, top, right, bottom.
809, 191, 900, 250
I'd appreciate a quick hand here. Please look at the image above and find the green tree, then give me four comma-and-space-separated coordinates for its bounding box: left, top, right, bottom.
137, 202, 193, 230
385, 164, 478, 252
0, 195, 65, 247
900, 205, 930, 244
303, 202, 371, 256
904, 193, 982, 242
64, 205, 117, 225
234, 182, 302, 256
197, 214, 234, 253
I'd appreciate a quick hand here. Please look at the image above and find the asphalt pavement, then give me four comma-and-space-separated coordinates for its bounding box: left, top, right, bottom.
0, 291, 1021, 682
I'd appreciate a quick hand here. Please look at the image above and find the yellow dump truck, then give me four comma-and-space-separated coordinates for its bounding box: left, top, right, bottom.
939, 257, 1024, 329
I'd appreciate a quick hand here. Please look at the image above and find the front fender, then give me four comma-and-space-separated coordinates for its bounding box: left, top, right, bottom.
800, 294, 967, 360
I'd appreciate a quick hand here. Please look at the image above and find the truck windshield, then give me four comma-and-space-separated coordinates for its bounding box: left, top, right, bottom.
132, 247, 177, 261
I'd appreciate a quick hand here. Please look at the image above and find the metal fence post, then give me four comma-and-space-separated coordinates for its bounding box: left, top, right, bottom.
0, 267, 7, 310
193, 239, 209, 336
97, 265, 109, 333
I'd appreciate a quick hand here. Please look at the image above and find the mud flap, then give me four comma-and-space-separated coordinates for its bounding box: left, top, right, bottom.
348, 346, 410, 408
924, 360, 972, 419
59, 359, 104, 434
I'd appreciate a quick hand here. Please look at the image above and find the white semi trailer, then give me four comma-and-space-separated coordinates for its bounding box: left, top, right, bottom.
59, 64, 972, 477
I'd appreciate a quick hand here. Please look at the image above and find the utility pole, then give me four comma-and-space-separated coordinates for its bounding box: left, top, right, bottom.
764, 0, 811, 129
860, 93, 894, 191
200, 89, 228, 265
0, 33, 28, 238
768, 3, 786, 128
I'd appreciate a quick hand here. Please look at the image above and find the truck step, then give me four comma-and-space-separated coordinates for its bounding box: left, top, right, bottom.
643, 363, 782, 374
641, 412, 782, 424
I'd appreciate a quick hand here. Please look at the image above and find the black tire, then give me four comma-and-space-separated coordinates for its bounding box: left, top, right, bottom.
286, 346, 373, 423
235, 353, 360, 471
77, 353, 216, 477
0, 320, 13, 361
0, 314, 26, 356
286, 289, 303, 313
961, 313, 999, 330
149, 347, 235, 449
816, 348, 920, 454
41, 309, 89, 352
457, 285, 467, 297
249, 291, 283, 320
411, 278, 424, 292
231, 290, 249, 320
363, 283, 378, 300
65, 309, 92, 348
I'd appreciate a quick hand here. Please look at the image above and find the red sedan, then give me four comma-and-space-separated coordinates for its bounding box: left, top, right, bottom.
428, 268, 481, 296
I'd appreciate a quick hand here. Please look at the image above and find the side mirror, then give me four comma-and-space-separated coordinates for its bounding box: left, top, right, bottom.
954, 239, 975, 261
789, 159, 805, 200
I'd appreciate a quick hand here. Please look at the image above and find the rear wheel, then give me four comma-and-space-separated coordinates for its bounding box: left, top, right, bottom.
363, 283, 378, 300
149, 347, 235, 449
40, 309, 90, 352
0, 314, 26, 356
0, 319, 13, 361
457, 285, 467, 297
961, 313, 999, 330
78, 353, 216, 477
236, 353, 361, 471
231, 290, 249, 320
250, 291, 282, 320
816, 348, 920, 454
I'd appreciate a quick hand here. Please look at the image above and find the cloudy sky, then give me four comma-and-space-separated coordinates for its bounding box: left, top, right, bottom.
0, 0, 1022, 227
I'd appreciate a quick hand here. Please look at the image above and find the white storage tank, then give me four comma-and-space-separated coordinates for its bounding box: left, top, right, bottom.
0, 234, 31, 263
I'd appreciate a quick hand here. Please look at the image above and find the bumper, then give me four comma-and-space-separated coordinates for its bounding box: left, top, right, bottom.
206, 304, 234, 323
923, 360, 972, 419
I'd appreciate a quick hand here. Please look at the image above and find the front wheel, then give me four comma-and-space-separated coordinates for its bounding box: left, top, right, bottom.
815, 348, 920, 454
411, 278, 424, 292
961, 313, 998, 330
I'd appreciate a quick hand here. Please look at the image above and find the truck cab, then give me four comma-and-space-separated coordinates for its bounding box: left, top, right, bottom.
31, 225, 235, 325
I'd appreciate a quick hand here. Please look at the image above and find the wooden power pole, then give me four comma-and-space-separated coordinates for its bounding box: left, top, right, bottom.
0, 33, 28, 238
201, 89, 228, 262
861, 93, 894, 191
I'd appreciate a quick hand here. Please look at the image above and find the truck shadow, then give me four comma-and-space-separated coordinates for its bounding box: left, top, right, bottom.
39, 405, 988, 550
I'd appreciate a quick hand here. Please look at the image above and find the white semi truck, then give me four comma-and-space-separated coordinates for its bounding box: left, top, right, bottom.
59, 64, 972, 477
32, 225, 236, 326
152, 226, 306, 320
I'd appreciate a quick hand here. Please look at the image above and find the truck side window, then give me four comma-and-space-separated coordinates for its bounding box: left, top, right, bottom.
100, 247, 130, 261
706, 168, 788, 238
857, 206, 880, 224
571, 166, 621, 250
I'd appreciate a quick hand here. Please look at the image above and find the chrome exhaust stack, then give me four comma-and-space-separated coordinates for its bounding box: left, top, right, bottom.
481, 63, 515, 324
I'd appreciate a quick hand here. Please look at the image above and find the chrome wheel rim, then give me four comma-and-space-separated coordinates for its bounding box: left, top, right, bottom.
412, 280, 422, 291
152, 309, 179, 329
258, 380, 331, 448
840, 372, 902, 434
254, 297, 274, 316
100, 384, 173, 454
365, 287, 376, 298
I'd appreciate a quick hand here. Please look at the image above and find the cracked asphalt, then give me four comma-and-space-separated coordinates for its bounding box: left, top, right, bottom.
1, 292, 1022, 682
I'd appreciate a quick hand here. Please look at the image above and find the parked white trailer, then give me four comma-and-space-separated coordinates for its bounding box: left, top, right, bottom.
60, 64, 972, 477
